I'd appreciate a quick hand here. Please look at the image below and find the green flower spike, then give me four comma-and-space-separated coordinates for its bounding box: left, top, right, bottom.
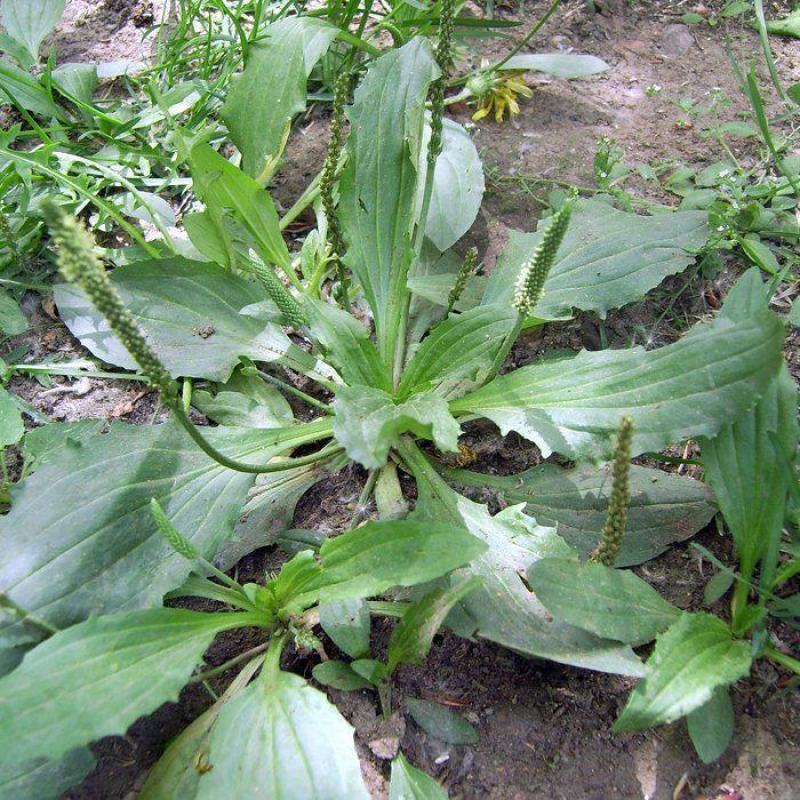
591, 416, 634, 566
250, 259, 306, 327
447, 246, 477, 313
512, 201, 572, 317
43, 201, 175, 400
320, 72, 351, 307
428, 0, 454, 163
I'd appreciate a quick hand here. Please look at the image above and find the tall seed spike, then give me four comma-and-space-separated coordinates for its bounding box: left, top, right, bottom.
447, 247, 477, 313
512, 201, 572, 317
150, 498, 199, 560
428, 0, 455, 164
42, 202, 176, 400
591, 416, 634, 567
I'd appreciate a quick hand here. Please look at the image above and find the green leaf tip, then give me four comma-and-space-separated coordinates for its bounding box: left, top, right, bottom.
42, 201, 175, 399
512, 201, 573, 317
591, 415, 634, 566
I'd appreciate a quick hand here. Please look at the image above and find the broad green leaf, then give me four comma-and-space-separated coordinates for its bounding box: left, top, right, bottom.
387, 577, 482, 672
452, 270, 785, 460
222, 17, 338, 180
312, 660, 373, 691
307, 299, 389, 390
317, 518, 488, 602
398, 304, 517, 400
0, 385, 23, 447
0, 748, 95, 800
0, 288, 27, 335
0, 418, 330, 647
55, 257, 327, 382
192, 388, 292, 429
687, 687, 735, 764
501, 53, 609, 78
390, 754, 448, 800
0, 0, 65, 62
0, 608, 245, 765
766, 9, 800, 38
319, 598, 371, 659
526, 558, 681, 645
402, 442, 645, 676
405, 698, 478, 745
445, 463, 715, 566
482, 200, 709, 319
701, 365, 798, 581
214, 456, 339, 571
140, 657, 262, 800
339, 38, 439, 366
197, 667, 369, 799
189, 143, 291, 271
333, 384, 460, 469
614, 613, 751, 732
0, 31, 32, 67
0, 58, 63, 117
424, 119, 485, 252
52, 63, 98, 106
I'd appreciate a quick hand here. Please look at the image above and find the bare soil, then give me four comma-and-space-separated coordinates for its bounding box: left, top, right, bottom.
11, 0, 800, 797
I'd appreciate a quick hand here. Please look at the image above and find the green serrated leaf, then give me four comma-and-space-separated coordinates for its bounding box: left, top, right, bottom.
319, 598, 371, 659
197, 668, 369, 799
527, 558, 681, 645
405, 698, 478, 745
0, 385, 23, 448
0, 419, 329, 647
390, 753, 448, 799
0, 609, 246, 765
0, 288, 27, 335
614, 613, 751, 732
222, 17, 338, 179
54, 257, 330, 382
339, 37, 439, 367
482, 200, 709, 319
0, 0, 65, 62
445, 462, 715, 566
333, 385, 460, 469
0, 748, 95, 800
424, 119, 484, 252
140, 657, 262, 800
687, 687, 735, 764
453, 270, 785, 460
701, 366, 798, 583
387, 577, 482, 672
500, 53, 609, 78
399, 304, 517, 400
312, 659, 373, 691
401, 441, 645, 676
317, 518, 488, 602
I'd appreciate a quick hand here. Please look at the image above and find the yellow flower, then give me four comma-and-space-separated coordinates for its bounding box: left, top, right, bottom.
469, 70, 533, 123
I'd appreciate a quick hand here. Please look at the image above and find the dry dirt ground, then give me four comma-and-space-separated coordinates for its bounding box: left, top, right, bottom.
9, 0, 800, 798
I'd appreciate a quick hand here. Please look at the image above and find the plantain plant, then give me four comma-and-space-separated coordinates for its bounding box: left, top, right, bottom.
0, 4, 795, 796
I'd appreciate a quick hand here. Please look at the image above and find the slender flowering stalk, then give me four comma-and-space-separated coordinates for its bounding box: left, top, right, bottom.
447, 247, 477, 313
591, 416, 634, 566
44, 203, 340, 475
428, 0, 454, 164
320, 72, 351, 308
512, 201, 572, 317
